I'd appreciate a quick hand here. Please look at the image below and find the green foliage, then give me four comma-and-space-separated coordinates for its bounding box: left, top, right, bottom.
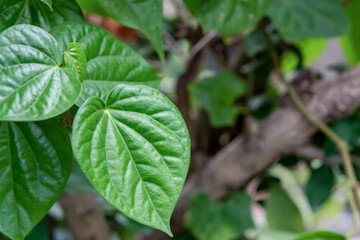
245, 28, 280, 58
63, 42, 87, 83
281, 39, 327, 72
39, 0, 52, 10
0, 25, 81, 121
0, 0, 83, 32
71, 84, 190, 235
295, 231, 346, 240
267, 0, 350, 42
185, 192, 254, 240
306, 165, 334, 208
75, 0, 107, 16
50, 22, 161, 106
324, 115, 360, 156
0, 119, 72, 240
25, 219, 49, 240
184, 0, 272, 35
0, 0, 357, 239
189, 70, 248, 127
64, 161, 97, 194
95, 0, 164, 59
266, 185, 305, 233
341, 0, 360, 66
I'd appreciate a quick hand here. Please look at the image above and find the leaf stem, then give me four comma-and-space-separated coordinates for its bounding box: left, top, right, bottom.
65, 110, 74, 127
259, 19, 360, 212
347, 188, 359, 237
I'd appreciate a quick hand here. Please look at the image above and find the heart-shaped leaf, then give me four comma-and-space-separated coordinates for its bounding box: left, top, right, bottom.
185, 192, 254, 240
64, 42, 87, 83
71, 84, 191, 235
95, 0, 164, 59
184, 0, 272, 35
50, 22, 161, 106
0, 118, 73, 240
267, 0, 350, 42
0, 24, 82, 121
0, 0, 83, 32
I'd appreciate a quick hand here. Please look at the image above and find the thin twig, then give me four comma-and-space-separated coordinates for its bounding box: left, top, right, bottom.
189, 30, 218, 59
259, 19, 360, 211
347, 189, 359, 238
163, 31, 187, 60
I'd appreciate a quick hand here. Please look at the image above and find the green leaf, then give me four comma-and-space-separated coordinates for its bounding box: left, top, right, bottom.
75, 0, 107, 16
184, 0, 272, 35
96, 0, 164, 59
50, 22, 161, 106
266, 185, 305, 233
256, 229, 300, 240
267, 0, 350, 42
71, 84, 191, 236
0, 0, 83, 32
341, 0, 360, 66
269, 165, 313, 229
40, 0, 52, 11
0, 24, 81, 121
189, 70, 248, 127
295, 231, 346, 240
324, 116, 360, 156
0, 118, 73, 240
281, 39, 327, 72
185, 192, 254, 240
306, 165, 334, 208
64, 42, 87, 83
25, 219, 48, 240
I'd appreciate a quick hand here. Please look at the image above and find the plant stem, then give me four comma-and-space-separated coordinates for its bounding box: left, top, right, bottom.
347, 189, 359, 237
65, 110, 74, 127
259, 20, 360, 211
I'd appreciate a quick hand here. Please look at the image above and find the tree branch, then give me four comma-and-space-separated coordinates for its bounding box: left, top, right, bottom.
59, 193, 111, 240
139, 64, 360, 239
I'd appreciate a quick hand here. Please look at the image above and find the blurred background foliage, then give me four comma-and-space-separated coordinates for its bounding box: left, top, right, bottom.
3, 0, 360, 239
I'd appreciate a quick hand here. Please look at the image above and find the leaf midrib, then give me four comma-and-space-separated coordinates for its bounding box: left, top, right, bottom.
105, 111, 170, 232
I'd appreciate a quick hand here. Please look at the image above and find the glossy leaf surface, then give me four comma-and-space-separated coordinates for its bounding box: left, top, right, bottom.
64, 42, 87, 83
50, 22, 161, 106
0, 25, 81, 121
184, 0, 272, 34
0, 118, 73, 240
185, 192, 254, 240
0, 0, 83, 32
96, 0, 164, 59
189, 70, 247, 127
267, 0, 350, 42
71, 84, 191, 235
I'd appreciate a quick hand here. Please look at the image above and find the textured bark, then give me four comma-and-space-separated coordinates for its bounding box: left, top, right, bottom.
59, 193, 111, 240
139, 65, 360, 239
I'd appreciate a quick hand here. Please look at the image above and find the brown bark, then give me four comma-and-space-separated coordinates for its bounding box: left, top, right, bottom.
59, 193, 111, 240
139, 65, 360, 239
